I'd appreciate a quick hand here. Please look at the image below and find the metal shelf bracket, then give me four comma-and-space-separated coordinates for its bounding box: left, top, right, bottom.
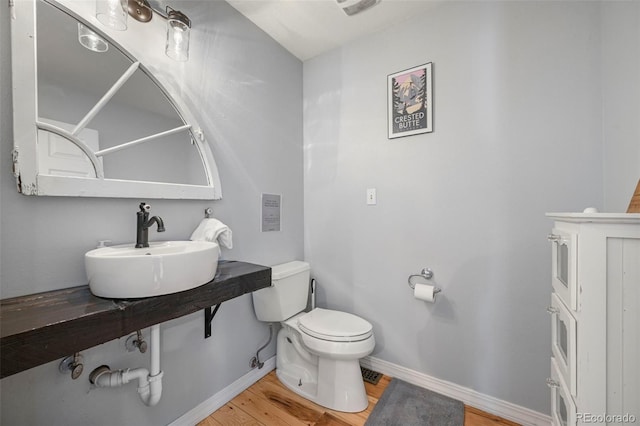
204, 304, 221, 338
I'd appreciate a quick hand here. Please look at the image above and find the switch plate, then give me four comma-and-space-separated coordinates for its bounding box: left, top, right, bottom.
366, 188, 377, 205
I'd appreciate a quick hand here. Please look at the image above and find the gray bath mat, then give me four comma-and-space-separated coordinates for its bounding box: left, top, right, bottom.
365, 378, 464, 426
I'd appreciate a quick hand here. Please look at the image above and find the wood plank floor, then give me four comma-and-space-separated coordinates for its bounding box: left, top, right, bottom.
199, 371, 520, 426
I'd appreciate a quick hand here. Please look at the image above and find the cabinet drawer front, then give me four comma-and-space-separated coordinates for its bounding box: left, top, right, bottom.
549, 229, 578, 310
550, 293, 577, 396
550, 357, 577, 426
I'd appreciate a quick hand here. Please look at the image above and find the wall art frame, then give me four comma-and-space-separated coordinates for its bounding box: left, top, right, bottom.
388, 62, 433, 139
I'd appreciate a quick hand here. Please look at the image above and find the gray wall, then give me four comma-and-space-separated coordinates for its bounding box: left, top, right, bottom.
303, 0, 637, 415
0, 1, 302, 425
601, 2, 640, 212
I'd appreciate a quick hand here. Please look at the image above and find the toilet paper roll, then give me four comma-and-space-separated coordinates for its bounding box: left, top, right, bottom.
414, 283, 437, 303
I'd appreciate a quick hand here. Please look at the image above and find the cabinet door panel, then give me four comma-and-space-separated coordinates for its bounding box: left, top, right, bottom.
550, 229, 578, 310
551, 293, 577, 396
550, 357, 577, 426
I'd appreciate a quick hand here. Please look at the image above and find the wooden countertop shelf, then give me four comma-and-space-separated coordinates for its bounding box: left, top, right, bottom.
0, 260, 271, 379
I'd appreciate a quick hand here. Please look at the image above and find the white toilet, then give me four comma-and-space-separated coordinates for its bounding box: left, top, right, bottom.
252, 261, 375, 413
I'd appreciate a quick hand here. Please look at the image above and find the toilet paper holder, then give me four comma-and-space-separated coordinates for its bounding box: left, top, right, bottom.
408, 268, 441, 293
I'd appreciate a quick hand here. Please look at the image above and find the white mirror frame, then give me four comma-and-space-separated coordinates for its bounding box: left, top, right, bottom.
10, 0, 222, 200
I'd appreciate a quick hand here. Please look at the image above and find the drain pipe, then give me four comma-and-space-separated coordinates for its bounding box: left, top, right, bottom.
89, 324, 163, 406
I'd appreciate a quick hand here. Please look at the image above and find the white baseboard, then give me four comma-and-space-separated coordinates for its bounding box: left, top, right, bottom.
169, 354, 550, 426
360, 356, 551, 426
169, 356, 276, 426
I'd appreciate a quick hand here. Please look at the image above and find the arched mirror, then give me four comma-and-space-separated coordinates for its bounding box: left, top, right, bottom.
10, 0, 222, 199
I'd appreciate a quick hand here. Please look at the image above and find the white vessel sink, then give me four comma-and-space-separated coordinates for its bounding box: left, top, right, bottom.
85, 241, 219, 298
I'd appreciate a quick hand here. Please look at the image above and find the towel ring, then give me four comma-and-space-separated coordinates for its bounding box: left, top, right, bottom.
408, 268, 441, 293
204, 208, 213, 218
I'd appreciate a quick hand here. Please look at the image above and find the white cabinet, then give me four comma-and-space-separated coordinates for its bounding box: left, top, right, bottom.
546, 213, 640, 426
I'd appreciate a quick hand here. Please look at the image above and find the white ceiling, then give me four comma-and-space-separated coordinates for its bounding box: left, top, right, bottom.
225, 0, 441, 61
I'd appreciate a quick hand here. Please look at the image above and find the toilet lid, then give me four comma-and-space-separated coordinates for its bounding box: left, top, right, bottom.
298, 308, 373, 342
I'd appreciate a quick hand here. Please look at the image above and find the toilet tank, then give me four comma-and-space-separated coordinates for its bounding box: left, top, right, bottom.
252, 261, 310, 322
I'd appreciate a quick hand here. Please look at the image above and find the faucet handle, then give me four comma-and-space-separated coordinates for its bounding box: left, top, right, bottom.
139, 202, 151, 212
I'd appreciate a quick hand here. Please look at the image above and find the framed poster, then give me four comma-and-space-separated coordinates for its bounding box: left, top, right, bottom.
388, 63, 433, 139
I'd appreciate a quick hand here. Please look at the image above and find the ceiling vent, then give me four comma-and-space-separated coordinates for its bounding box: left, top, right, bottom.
336, 0, 381, 16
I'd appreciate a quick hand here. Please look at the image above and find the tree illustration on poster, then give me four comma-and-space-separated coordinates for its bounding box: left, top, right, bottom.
388, 63, 433, 139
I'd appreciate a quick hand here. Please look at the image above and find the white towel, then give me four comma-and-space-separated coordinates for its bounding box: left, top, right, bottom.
190, 218, 233, 251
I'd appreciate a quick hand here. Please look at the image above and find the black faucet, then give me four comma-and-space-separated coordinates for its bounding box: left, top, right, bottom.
136, 202, 165, 248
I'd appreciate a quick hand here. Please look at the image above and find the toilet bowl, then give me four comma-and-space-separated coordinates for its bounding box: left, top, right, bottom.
252, 261, 375, 412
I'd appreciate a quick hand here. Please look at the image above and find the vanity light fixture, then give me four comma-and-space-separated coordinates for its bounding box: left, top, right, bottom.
126, 0, 191, 62
93, 0, 191, 61
165, 7, 191, 62
96, 0, 128, 31
78, 23, 109, 53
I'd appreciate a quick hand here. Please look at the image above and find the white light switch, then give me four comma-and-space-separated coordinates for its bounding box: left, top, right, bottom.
366, 188, 377, 205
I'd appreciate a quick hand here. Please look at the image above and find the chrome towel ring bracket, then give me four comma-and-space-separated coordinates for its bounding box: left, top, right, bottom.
408, 268, 442, 293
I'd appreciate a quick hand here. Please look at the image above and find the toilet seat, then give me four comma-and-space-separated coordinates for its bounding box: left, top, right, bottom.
298, 308, 373, 342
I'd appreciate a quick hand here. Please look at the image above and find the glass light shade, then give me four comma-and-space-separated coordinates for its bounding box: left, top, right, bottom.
165, 16, 190, 62
78, 24, 109, 53
96, 0, 128, 31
